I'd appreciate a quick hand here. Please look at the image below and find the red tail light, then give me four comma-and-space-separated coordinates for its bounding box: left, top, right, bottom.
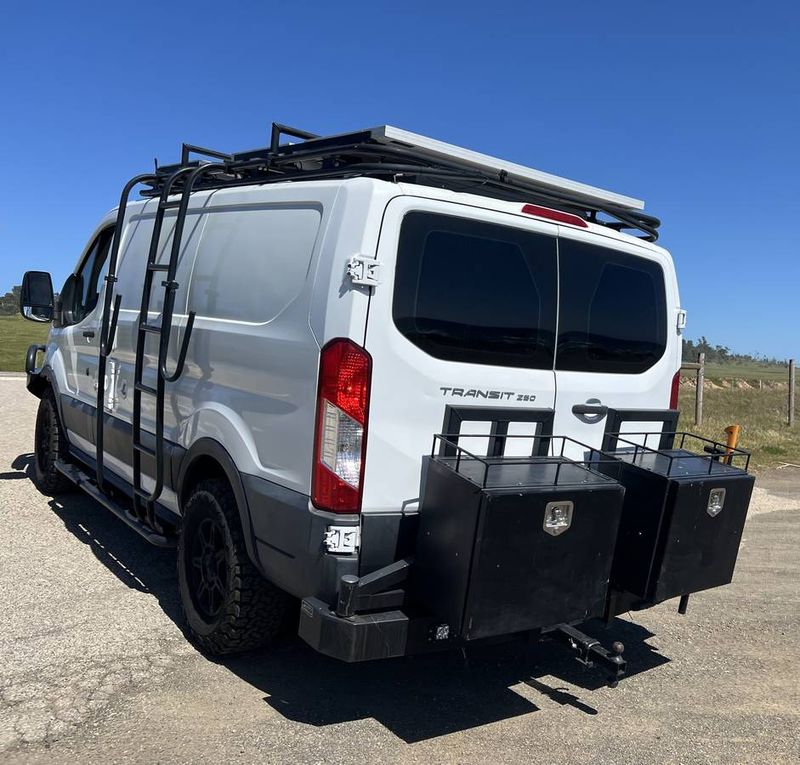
521, 203, 589, 229
312, 338, 372, 513
669, 370, 680, 409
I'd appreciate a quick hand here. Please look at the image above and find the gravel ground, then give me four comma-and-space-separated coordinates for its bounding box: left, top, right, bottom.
1, 376, 798, 764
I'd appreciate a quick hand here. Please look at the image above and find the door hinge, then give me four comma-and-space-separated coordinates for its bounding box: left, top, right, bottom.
346, 255, 381, 287
676, 309, 687, 331
106, 360, 119, 411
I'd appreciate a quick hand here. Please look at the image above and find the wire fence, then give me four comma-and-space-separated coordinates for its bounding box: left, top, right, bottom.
681, 353, 796, 427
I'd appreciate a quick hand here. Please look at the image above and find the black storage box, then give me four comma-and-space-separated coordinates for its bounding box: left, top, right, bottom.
411, 437, 625, 641
597, 431, 755, 607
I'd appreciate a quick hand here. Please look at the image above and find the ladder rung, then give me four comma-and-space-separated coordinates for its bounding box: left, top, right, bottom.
134, 381, 157, 395
133, 442, 157, 458
134, 486, 154, 499
147, 263, 170, 272
159, 200, 182, 209
140, 323, 162, 334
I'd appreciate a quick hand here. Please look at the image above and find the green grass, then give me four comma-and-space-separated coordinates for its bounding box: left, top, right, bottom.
696, 362, 791, 383
678, 385, 799, 471
0, 315, 50, 372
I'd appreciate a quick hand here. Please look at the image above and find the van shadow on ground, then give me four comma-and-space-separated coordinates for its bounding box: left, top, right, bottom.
7, 452, 669, 743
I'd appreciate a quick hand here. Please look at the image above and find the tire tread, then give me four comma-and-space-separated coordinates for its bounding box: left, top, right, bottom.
33, 389, 74, 496
179, 478, 291, 655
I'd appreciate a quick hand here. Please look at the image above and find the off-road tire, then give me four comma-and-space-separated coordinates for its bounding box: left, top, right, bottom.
177, 478, 292, 655
32, 389, 74, 495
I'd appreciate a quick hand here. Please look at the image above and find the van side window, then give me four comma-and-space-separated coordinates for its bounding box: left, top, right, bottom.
393, 212, 557, 369
556, 239, 667, 374
62, 227, 115, 325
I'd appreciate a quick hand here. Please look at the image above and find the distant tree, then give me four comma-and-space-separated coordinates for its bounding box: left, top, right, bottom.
0, 286, 21, 316
682, 336, 786, 367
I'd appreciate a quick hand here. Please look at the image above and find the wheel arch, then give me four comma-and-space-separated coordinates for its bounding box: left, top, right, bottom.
177, 438, 261, 573
26, 364, 57, 400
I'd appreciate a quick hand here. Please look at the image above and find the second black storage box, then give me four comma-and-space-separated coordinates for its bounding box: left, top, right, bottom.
597, 432, 755, 608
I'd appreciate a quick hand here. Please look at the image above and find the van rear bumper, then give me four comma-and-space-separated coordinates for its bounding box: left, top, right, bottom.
298, 597, 409, 662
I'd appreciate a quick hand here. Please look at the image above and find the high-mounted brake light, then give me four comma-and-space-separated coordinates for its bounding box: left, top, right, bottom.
670, 370, 681, 409
312, 339, 372, 514
521, 203, 589, 229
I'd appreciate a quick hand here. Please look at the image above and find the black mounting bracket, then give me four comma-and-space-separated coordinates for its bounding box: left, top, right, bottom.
335, 558, 412, 618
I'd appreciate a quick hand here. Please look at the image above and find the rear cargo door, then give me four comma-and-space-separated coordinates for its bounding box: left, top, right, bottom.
552, 227, 679, 455
362, 197, 559, 514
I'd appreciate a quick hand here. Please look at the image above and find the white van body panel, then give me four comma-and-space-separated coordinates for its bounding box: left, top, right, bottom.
359, 185, 681, 514
105, 182, 346, 497
361, 195, 559, 515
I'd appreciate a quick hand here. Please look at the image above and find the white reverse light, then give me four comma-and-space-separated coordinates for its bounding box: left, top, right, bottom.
320, 401, 364, 488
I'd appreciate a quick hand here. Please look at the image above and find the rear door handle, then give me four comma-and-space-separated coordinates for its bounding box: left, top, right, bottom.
572, 403, 608, 417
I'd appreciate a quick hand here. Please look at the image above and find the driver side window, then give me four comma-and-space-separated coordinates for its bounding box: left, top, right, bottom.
61, 227, 115, 326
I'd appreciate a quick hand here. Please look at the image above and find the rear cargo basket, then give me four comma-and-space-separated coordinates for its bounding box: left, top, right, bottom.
411, 435, 625, 641
594, 428, 754, 611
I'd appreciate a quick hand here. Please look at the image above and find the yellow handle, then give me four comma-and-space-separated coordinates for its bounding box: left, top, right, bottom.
724, 424, 740, 464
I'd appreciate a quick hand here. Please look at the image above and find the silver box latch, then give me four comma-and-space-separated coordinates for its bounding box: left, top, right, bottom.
346, 255, 381, 287
677, 309, 687, 331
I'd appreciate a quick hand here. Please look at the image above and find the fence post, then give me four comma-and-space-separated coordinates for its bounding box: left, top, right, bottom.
790, 359, 796, 427
695, 352, 705, 426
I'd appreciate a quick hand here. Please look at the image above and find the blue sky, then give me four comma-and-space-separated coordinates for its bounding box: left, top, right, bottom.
2, 0, 797, 358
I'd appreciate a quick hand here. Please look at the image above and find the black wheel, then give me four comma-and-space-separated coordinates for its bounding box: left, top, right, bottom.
32, 389, 74, 496
177, 478, 292, 655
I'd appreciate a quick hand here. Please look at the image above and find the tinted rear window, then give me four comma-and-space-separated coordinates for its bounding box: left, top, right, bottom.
393, 212, 557, 369
556, 238, 667, 374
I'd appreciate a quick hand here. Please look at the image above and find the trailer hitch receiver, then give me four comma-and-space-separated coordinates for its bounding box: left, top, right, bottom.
553, 624, 626, 687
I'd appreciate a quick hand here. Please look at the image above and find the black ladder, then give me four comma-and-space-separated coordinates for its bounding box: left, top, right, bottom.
130, 162, 225, 528
95, 173, 156, 491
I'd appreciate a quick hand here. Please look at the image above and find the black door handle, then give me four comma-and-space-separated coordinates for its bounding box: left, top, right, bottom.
82, 330, 96, 339
572, 403, 608, 416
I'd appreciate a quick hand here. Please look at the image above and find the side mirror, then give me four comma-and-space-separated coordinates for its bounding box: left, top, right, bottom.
20, 271, 54, 322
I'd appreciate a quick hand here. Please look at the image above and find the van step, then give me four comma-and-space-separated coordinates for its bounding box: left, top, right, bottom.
54, 460, 174, 547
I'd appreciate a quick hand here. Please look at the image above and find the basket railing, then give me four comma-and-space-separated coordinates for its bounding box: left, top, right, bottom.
431, 433, 620, 488
598, 431, 751, 476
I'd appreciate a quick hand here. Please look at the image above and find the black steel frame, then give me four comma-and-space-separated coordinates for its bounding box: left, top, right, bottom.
440, 404, 554, 458
95, 174, 156, 492
601, 431, 752, 475
601, 407, 680, 451
138, 122, 661, 241
431, 433, 622, 489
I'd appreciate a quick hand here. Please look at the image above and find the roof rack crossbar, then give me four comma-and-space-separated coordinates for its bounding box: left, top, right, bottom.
270, 123, 320, 153
180, 143, 234, 165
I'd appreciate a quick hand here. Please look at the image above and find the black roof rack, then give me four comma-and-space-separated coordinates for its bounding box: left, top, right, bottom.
141, 122, 661, 241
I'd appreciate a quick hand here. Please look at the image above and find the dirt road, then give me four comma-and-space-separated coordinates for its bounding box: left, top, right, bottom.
1, 376, 798, 764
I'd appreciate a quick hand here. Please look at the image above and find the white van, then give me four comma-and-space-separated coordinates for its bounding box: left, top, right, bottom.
21, 124, 696, 671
